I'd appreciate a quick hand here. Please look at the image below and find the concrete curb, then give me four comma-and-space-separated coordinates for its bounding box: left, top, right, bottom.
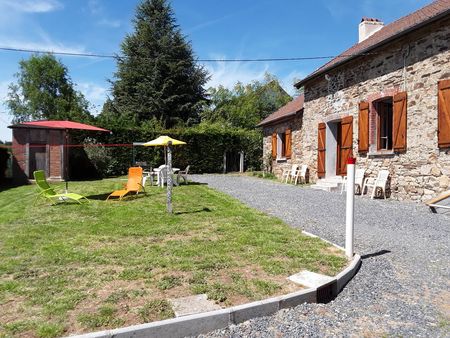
69, 248, 361, 338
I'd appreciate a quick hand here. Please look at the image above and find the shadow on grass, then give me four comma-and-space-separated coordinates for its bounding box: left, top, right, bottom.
85, 193, 111, 200
182, 182, 208, 186
175, 207, 212, 215
361, 250, 391, 260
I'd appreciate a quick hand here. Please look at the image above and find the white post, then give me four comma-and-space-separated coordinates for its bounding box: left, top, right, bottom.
345, 158, 356, 258
166, 142, 173, 214
239, 151, 244, 173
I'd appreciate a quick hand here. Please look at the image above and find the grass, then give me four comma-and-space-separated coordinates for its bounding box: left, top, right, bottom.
0, 178, 346, 337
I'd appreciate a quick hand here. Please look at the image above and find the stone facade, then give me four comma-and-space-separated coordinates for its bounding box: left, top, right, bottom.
262, 114, 305, 178
263, 16, 450, 201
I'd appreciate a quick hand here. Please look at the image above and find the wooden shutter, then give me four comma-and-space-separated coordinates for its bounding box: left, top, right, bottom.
338, 116, 353, 175
271, 133, 277, 158
393, 92, 407, 152
317, 123, 326, 178
358, 102, 369, 153
438, 79, 450, 148
285, 129, 292, 159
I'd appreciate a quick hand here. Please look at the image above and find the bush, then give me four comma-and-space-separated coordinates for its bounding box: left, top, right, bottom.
76, 124, 262, 177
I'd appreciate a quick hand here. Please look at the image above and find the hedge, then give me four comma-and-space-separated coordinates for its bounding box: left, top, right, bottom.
70, 125, 262, 177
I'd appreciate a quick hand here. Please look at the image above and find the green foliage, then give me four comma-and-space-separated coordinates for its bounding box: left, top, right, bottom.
201, 73, 291, 129
86, 123, 263, 176
105, 0, 209, 128
138, 300, 175, 322
157, 275, 182, 290
82, 137, 114, 177
7, 54, 93, 123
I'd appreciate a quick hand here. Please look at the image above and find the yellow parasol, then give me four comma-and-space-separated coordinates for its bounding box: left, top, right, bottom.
143, 135, 186, 213
143, 135, 186, 147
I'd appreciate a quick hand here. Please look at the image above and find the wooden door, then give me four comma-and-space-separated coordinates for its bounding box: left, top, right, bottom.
29, 145, 47, 176
317, 123, 326, 178
336, 116, 353, 176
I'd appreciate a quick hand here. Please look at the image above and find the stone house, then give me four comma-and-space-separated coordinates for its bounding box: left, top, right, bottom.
258, 94, 304, 177
261, 0, 450, 201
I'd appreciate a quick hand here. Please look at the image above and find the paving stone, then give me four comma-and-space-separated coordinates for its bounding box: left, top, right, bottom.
169, 294, 222, 317
288, 270, 334, 288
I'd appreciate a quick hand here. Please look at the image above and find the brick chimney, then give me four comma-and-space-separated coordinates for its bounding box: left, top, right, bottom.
359, 17, 384, 42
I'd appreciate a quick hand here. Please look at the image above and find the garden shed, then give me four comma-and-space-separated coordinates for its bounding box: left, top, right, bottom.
9, 120, 109, 181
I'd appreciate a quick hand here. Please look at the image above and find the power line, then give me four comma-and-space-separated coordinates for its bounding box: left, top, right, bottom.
0, 46, 379, 62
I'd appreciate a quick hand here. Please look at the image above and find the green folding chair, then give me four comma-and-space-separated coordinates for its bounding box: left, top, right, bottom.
33, 170, 89, 205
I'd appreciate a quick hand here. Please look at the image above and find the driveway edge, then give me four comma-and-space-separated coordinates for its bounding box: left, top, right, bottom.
69, 248, 361, 338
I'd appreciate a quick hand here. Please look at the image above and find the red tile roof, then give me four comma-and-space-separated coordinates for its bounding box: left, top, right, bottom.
295, 0, 450, 87
9, 120, 110, 132
257, 94, 304, 127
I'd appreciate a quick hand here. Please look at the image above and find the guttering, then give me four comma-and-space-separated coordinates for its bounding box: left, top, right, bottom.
294, 9, 450, 88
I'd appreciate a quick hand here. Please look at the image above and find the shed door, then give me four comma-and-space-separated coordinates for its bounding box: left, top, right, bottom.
337, 116, 353, 176
317, 123, 326, 178
29, 145, 47, 176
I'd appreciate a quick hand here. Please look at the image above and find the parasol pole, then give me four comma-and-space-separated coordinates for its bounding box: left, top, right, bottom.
166, 141, 173, 213
65, 129, 69, 193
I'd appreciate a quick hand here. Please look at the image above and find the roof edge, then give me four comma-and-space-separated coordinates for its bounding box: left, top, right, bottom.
257, 110, 301, 127
294, 8, 450, 88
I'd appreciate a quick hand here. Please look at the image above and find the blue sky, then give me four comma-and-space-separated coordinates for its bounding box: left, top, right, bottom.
0, 0, 432, 141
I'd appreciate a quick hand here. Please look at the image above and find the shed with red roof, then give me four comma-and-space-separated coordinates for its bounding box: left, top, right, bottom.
8, 120, 110, 181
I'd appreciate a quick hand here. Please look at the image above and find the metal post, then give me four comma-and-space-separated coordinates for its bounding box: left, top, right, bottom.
239, 151, 244, 173
223, 152, 227, 174
166, 142, 173, 214
345, 157, 356, 258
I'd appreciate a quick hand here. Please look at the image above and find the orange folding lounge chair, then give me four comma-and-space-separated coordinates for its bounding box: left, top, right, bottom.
107, 167, 145, 201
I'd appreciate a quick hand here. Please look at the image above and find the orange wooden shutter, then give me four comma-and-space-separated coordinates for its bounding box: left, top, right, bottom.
438, 79, 450, 148
317, 123, 326, 178
271, 133, 277, 158
358, 102, 369, 153
339, 116, 353, 175
393, 92, 407, 152
285, 129, 292, 159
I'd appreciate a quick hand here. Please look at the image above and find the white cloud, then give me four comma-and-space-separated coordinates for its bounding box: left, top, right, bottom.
98, 18, 121, 28
281, 70, 307, 96
0, 39, 87, 55
2, 0, 62, 13
203, 56, 269, 90
76, 82, 108, 114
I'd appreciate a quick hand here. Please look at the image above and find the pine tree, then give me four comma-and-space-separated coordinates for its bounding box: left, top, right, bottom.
108, 0, 209, 128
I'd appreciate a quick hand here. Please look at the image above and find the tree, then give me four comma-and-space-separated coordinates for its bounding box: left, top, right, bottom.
7, 54, 93, 123
106, 0, 209, 128
201, 74, 292, 129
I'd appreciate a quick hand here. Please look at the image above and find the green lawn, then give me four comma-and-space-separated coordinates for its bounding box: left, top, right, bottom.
0, 178, 346, 337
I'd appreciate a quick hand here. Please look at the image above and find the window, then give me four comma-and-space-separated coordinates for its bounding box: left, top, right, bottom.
375, 98, 393, 150
360, 92, 407, 155
277, 132, 286, 158
271, 129, 292, 160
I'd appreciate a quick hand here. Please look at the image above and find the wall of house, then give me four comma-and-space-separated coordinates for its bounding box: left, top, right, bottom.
300, 16, 450, 201
12, 128, 64, 180
262, 114, 306, 178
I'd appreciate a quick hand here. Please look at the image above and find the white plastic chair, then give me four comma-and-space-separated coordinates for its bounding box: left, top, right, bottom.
281, 164, 298, 183
362, 170, 390, 199
294, 165, 308, 185
341, 168, 366, 194
177, 165, 190, 185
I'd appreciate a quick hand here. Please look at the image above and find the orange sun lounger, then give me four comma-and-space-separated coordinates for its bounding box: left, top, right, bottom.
107, 167, 145, 201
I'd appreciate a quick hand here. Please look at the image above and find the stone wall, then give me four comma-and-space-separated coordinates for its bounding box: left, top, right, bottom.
299, 16, 450, 201
262, 114, 306, 179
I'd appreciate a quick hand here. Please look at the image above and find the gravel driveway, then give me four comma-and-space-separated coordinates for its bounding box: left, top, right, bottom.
191, 174, 450, 338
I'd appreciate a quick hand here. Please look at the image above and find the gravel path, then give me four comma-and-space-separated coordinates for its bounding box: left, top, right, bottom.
191, 174, 450, 338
